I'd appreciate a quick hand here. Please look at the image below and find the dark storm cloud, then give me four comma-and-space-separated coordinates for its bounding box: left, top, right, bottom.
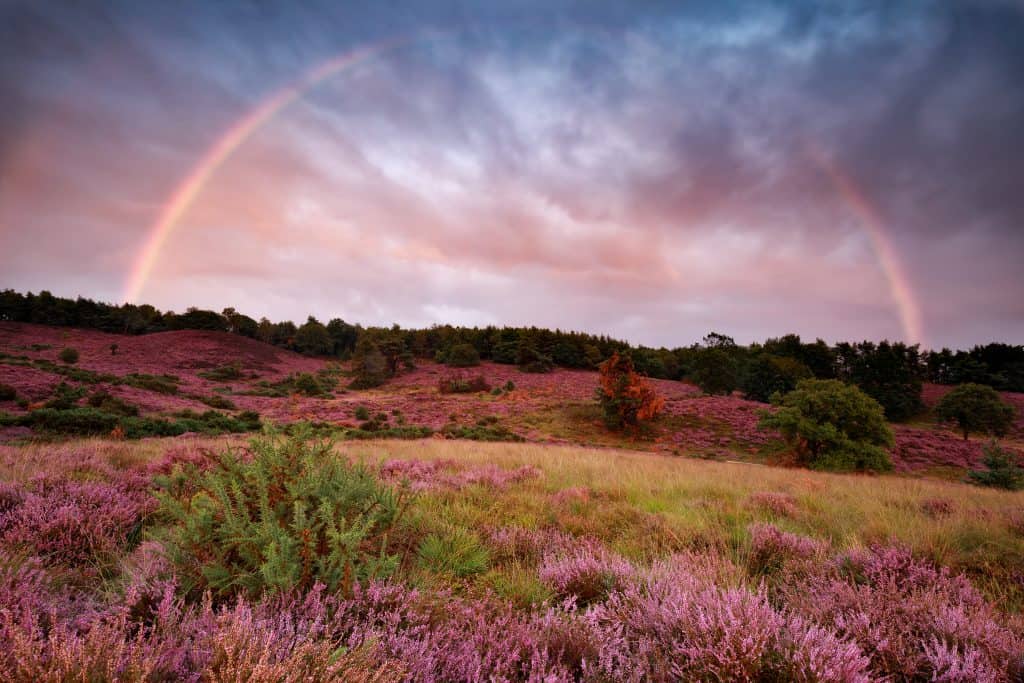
0, 1, 1021, 348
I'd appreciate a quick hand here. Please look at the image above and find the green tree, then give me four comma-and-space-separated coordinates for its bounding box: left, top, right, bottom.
835, 341, 923, 421
691, 348, 738, 395
294, 316, 332, 356
740, 354, 812, 403
349, 337, 387, 389
446, 343, 481, 367
759, 379, 894, 472
935, 383, 1015, 440
58, 347, 79, 364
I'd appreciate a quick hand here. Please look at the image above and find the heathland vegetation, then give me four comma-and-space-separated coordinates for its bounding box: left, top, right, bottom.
1, 289, 1023, 679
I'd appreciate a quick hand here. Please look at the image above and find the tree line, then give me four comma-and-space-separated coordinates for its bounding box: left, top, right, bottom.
2, 289, 1022, 420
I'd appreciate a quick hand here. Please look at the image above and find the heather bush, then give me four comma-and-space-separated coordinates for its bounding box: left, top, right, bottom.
539, 542, 633, 604
781, 544, 1023, 680
584, 558, 871, 682
759, 379, 894, 471
292, 371, 326, 396
747, 491, 799, 518
58, 346, 79, 364
746, 523, 825, 575
154, 432, 410, 597
968, 441, 1024, 490
445, 343, 481, 367
0, 478, 154, 571
418, 526, 490, 577
0, 382, 16, 401
936, 383, 1015, 440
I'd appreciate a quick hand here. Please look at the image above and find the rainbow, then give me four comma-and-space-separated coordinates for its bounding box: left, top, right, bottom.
125, 38, 926, 346
807, 147, 925, 345
122, 37, 412, 304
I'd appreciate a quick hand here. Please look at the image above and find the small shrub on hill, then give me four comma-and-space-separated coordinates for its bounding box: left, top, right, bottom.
445, 343, 481, 367
968, 441, 1024, 490
759, 379, 893, 471
58, 347, 79, 364
194, 393, 236, 410
354, 405, 370, 421
935, 382, 1015, 440
440, 423, 525, 442
596, 351, 665, 430
0, 383, 16, 401
43, 382, 87, 409
154, 432, 410, 597
438, 373, 490, 394
198, 362, 243, 382
123, 373, 179, 395
86, 390, 139, 416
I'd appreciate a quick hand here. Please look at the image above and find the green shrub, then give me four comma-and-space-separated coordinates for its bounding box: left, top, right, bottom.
417, 527, 489, 577
438, 374, 490, 394
504, 380, 516, 391
58, 347, 79, 364
935, 383, 1015, 440
14, 407, 260, 438
758, 379, 893, 472
440, 423, 524, 442
154, 432, 410, 597
354, 406, 370, 421
446, 343, 481, 367
198, 362, 244, 382
195, 394, 237, 410
968, 441, 1024, 490
0, 382, 17, 401
44, 382, 87, 409
292, 372, 325, 396
123, 373, 179, 395
86, 390, 139, 416
491, 341, 519, 364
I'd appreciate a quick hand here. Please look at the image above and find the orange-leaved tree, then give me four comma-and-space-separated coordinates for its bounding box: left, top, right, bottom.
596, 352, 665, 430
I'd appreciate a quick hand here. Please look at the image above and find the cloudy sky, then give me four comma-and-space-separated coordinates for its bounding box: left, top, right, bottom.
1, 1, 1022, 349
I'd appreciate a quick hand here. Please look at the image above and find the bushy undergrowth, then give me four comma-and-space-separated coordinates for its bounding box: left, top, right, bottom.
154, 432, 410, 598
968, 441, 1024, 490
438, 373, 490, 394
8, 406, 261, 438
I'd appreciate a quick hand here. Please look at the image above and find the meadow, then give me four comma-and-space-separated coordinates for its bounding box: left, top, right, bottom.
2, 322, 1024, 680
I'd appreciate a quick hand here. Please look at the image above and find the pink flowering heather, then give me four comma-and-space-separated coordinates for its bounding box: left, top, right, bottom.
747, 490, 799, 518
747, 523, 825, 574
377, 458, 540, 492
484, 526, 576, 564
584, 558, 871, 683
538, 542, 635, 604
782, 544, 1024, 680
0, 478, 155, 570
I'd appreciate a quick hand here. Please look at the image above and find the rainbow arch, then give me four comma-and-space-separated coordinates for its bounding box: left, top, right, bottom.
124, 35, 925, 346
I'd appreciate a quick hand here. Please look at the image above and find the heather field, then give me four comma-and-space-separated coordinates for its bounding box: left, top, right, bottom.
1, 323, 1024, 680
0, 435, 1023, 681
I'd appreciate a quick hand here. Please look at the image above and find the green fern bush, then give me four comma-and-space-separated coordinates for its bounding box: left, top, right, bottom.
154, 431, 411, 598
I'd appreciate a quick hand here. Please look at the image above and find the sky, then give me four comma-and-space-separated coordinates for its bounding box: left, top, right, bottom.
1, 1, 1022, 350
